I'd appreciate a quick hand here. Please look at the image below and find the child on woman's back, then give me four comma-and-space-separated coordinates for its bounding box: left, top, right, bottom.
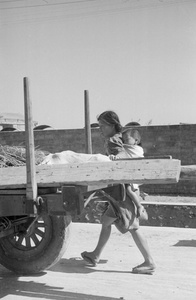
110, 128, 147, 219
109, 127, 143, 159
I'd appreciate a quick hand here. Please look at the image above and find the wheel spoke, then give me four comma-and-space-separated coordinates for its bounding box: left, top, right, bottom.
31, 234, 39, 246
25, 236, 31, 248
16, 235, 23, 246
36, 222, 46, 228
35, 228, 44, 238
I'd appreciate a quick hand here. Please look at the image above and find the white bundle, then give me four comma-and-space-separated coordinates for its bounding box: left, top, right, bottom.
41, 150, 110, 165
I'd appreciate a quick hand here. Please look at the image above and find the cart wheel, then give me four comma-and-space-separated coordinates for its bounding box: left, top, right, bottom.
0, 215, 71, 274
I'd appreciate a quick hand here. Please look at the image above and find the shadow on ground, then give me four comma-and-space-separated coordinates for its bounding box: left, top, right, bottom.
0, 273, 118, 300
173, 239, 196, 247
49, 257, 132, 275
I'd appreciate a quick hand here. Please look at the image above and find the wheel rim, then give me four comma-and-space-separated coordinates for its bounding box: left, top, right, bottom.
12, 218, 47, 250
1, 216, 52, 259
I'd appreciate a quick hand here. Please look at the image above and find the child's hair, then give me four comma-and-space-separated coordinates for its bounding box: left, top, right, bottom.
125, 121, 141, 127
97, 111, 122, 133
122, 128, 142, 145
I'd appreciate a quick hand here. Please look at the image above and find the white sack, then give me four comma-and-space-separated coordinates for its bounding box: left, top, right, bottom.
41, 150, 110, 165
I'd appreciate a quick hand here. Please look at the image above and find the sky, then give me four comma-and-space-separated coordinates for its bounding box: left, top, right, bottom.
0, 0, 196, 129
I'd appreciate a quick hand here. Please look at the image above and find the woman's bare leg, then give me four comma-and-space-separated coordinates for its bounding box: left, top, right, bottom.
93, 224, 112, 259
130, 228, 155, 272
81, 216, 115, 264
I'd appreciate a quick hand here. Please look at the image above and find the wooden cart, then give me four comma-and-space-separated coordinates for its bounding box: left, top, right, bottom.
0, 78, 187, 274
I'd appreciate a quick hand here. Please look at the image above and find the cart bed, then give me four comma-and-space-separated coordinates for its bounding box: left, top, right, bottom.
0, 158, 181, 190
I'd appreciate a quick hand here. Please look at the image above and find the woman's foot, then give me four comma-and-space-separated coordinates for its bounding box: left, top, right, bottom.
132, 261, 156, 275
81, 251, 99, 267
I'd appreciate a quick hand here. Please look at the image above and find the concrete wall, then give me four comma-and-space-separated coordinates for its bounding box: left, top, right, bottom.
1, 124, 196, 195
75, 201, 196, 228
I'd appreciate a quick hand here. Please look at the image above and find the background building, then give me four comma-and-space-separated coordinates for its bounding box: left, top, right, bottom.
0, 113, 38, 131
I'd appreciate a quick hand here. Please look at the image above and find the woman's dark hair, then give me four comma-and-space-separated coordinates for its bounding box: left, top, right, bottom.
97, 111, 122, 133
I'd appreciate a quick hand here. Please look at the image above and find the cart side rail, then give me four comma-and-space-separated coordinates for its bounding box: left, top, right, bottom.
0, 158, 181, 189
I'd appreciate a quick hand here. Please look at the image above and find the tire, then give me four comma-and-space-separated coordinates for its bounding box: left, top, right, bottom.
0, 215, 71, 274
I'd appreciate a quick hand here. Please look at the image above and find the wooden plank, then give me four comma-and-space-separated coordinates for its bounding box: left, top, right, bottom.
23, 77, 37, 200
0, 189, 26, 195
0, 159, 181, 189
180, 165, 196, 181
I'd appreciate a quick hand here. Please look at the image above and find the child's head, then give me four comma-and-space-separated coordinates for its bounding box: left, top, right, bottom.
97, 111, 122, 138
122, 128, 141, 146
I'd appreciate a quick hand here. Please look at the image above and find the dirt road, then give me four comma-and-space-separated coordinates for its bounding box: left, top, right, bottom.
0, 223, 196, 300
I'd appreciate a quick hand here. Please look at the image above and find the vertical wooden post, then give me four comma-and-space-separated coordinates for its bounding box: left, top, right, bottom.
84, 90, 92, 154
24, 77, 37, 201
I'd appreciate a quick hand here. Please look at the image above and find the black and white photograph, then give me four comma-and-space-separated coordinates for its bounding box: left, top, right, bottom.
0, 1, 196, 299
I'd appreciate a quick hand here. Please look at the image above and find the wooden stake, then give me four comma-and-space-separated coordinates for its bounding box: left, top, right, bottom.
84, 90, 92, 154
23, 77, 37, 201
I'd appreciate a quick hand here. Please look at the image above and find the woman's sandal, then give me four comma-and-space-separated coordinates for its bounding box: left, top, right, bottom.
81, 251, 99, 267
132, 263, 156, 275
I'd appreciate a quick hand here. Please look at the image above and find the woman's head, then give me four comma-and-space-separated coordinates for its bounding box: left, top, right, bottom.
97, 110, 122, 138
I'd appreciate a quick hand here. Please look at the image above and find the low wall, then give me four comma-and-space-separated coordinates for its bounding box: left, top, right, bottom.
74, 201, 196, 228
141, 203, 196, 228
1, 124, 196, 165
1, 123, 196, 195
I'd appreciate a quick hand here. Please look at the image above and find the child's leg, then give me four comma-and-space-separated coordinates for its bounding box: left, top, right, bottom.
130, 228, 156, 273
126, 185, 144, 218
81, 215, 116, 265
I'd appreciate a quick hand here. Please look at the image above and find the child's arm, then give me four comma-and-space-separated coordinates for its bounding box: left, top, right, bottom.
126, 185, 144, 218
